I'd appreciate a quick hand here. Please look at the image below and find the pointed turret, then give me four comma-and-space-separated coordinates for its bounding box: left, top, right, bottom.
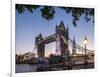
35, 33, 43, 45
60, 21, 65, 30
72, 36, 76, 54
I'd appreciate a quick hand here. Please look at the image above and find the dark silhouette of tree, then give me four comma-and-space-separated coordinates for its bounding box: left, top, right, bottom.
16, 4, 94, 27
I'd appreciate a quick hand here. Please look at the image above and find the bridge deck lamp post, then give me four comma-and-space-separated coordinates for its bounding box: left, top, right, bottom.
83, 36, 88, 69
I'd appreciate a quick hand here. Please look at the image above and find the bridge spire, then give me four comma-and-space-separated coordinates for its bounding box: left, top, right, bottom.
72, 36, 76, 54
60, 21, 66, 30
60, 21, 64, 26
66, 26, 69, 33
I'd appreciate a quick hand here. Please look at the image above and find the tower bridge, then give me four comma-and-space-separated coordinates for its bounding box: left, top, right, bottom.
33, 21, 94, 59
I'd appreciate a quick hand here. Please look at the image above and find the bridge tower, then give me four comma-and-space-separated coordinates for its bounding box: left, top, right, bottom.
72, 37, 76, 54
35, 34, 45, 58
56, 21, 69, 58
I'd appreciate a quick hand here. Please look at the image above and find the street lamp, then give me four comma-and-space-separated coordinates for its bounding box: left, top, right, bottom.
83, 36, 88, 69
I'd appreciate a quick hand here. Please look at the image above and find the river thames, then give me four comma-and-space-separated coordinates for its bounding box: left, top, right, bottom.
16, 62, 94, 73
16, 64, 37, 73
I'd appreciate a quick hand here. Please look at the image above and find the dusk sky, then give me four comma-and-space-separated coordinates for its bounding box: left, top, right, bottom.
15, 5, 94, 57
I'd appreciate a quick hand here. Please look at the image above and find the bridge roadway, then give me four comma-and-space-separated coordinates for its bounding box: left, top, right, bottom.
37, 34, 56, 44
35, 33, 94, 54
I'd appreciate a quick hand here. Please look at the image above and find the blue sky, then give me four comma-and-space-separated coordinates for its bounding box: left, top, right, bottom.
15, 5, 94, 56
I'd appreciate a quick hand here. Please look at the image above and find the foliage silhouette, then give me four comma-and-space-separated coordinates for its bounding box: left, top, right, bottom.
16, 4, 94, 27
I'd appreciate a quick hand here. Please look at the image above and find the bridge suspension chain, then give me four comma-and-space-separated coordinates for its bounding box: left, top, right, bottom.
68, 37, 93, 54
32, 45, 38, 56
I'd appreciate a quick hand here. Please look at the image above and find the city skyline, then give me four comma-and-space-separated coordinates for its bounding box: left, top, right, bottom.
15, 5, 94, 57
